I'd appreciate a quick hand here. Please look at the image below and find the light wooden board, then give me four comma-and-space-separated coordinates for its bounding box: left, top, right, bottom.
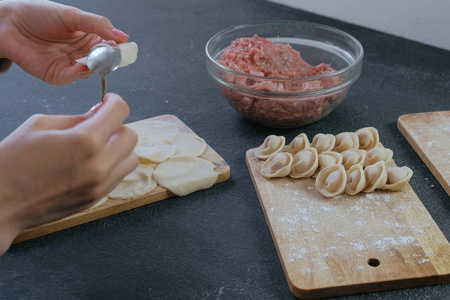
14, 115, 230, 243
398, 111, 450, 196
246, 148, 450, 299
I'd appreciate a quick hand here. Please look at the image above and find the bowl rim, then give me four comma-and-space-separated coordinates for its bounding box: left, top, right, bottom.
205, 20, 364, 82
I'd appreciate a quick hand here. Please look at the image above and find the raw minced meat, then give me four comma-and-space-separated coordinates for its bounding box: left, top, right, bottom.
216, 35, 346, 128
220, 34, 334, 79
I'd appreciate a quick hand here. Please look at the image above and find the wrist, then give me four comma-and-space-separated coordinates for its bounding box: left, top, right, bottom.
0, 202, 23, 256
0, 160, 25, 255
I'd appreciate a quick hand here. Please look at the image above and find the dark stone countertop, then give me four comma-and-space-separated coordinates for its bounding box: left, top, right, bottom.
0, 0, 449, 299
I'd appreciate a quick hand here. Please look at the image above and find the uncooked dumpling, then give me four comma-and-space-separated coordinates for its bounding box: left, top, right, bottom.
311, 133, 336, 154
153, 154, 218, 196
355, 127, 379, 150
284, 133, 310, 155
108, 164, 157, 199
315, 164, 347, 197
313, 151, 343, 178
333, 132, 359, 153
290, 147, 318, 179
255, 135, 286, 160
363, 161, 388, 193
364, 147, 393, 167
261, 152, 293, 178
341, 149, 366, 170
345, 164, 366, 195
383, 166, 413, 191
165, 132, 207, 157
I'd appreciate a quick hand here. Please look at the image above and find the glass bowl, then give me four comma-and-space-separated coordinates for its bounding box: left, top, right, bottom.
206, 20, 364, 128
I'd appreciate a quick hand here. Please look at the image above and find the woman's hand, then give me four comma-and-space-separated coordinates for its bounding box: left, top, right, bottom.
0, 93, 139, 254
0, 0, 129, 85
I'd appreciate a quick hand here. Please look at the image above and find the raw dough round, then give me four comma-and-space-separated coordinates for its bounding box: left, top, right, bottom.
108, 164, 157, 200
154, 154, 218, 196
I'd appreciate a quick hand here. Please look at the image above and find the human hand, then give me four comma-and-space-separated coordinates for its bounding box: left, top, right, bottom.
0, 93, 138, 254
0, 0, 129, 85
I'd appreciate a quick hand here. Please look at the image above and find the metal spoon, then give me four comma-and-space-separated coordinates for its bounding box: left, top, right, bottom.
86, 43, 121, 102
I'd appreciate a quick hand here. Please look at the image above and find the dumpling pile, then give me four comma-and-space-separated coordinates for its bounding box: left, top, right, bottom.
107, 120, 219, 200
254, 127, 413, 198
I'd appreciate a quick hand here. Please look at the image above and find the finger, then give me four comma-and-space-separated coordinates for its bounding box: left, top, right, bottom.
99, 124, 138, 167
52, 149, 138, 213
81, 126, 138, 197
76, 93, 130, 143
64, 8, 129, 43
25, 114, 90, 131
74, 153, 138, 213
69, 146, 139, 203
102, 152, 139, 194
51, 65, 93, 86
26, 99, 108, 131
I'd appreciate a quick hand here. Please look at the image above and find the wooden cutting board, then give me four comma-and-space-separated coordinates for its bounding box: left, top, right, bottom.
246, 149, 450, 299
398, 111, 450, 196
13, 115, 230, 243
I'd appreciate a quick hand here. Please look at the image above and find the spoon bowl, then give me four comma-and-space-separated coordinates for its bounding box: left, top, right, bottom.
86, 43, 121, 75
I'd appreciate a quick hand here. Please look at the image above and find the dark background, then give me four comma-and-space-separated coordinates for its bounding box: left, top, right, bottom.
0, 0, 449, 299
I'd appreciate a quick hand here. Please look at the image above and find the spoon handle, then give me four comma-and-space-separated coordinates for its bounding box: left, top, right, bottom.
100, 74, 106, 102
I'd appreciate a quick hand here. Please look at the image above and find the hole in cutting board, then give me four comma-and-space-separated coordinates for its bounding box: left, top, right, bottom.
367, 258, 380, 267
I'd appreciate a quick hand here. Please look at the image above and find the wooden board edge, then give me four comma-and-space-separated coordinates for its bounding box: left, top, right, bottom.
13, 115, 231, 244
14, 162, 230, 244
12, 189, 173, 244
245, 149, 335, 299
245, 147, 450, 299
288, 275, 450, 300
397, 115, 450, 196
245, 149, 305, 297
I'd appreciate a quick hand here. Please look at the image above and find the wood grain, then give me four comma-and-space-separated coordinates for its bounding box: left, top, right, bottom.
398, 111, 450, 196
246, 148, 450, 299
14, 115, 230, 243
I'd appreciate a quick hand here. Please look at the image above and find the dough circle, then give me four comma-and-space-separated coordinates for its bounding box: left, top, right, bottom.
108, 164, 157, 200
154, 155, 219, 196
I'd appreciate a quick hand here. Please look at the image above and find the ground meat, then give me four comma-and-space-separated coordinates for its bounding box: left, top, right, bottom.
220, 35, 334, 79
219, 85, 348, 128
217, 35, 345, 127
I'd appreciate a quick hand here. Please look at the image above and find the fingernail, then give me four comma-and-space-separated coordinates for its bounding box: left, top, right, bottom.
89, 101, 104, 113
112, 28, 129, 39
